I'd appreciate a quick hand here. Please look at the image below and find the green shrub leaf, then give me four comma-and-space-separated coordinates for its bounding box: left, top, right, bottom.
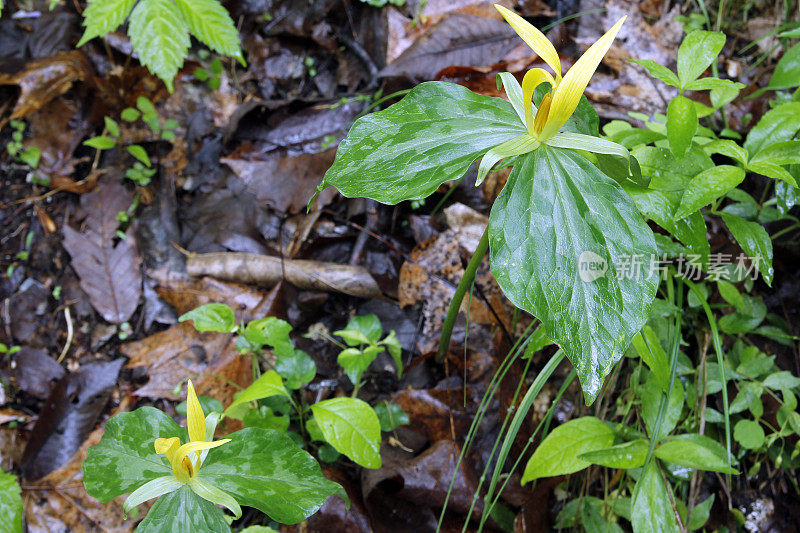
666, 95, 698, 158
373, 401, 409, 432
767, 42, 800, 90
676, 30, 726, 87
77, 0, 137, 46
719, 213, 774, 285
175, 0, 242, 62
744, 102, 800, 156
0, 470, 22, 533
128, 0, 190, 91
178, 302, 236, 332
489, 147, 658, 403
733, 419, 765, 449
225, 371, 289, 416
631, 462, 680, 533
654, 434, 738, 474
522, 417, 615, 483
631, 59, 679, 87
578, 439, 648, 469
310, 397, 381, 468
675, 165, 745, 219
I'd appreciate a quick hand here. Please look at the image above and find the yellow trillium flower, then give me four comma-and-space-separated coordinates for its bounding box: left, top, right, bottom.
476, 7, 629, 184
154, 380, 230, 483
495, 4, 626, 142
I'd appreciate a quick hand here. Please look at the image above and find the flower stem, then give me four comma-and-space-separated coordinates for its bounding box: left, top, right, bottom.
435, 228, 490, 363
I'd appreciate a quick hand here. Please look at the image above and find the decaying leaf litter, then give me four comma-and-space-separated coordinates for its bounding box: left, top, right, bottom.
1, 0, 799, 531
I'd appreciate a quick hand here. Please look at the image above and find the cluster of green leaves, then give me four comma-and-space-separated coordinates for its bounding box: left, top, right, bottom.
84, 97, 178, 187
5, 120, 41, 169
179, 304, 408, 470
77, 0, 243, 91
82, 406, 343, 531
193, 51, 224, 91
0, 470, 22, 533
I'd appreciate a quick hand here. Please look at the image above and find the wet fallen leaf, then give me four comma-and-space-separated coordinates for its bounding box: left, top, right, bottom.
222, 148, 337, 213
0, 51, 93, 120
62, 180, 142, 324
392, 385, 483, 442
308, 466, 371, 533
21, 359, 124, 481
12, 347, 65, 400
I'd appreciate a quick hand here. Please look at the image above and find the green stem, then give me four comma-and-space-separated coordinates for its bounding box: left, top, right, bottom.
436, 228, 490, 363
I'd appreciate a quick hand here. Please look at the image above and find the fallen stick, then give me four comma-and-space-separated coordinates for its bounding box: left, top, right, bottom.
186, 252, 381, 299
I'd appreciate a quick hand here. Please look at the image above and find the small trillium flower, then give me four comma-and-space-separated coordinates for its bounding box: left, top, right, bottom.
477, 5, 630, 184
122, 380, 241, 519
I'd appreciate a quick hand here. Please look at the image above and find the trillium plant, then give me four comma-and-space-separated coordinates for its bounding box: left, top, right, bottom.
82, 380, 343, 531
317, 5, 657, 403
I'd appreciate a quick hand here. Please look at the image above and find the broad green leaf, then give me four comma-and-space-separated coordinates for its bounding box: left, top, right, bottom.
767, 42, 800, 90
201, 428, 342, 524
744, 102, 800, 156
640, 374, 684, 442
336, 314, 382, 346
666, 95, 697, 158
688, 495, 714, 531
717, 280, 745, 311
578, 439, 648, 469
77, 0, 137, 46
581, 499, 626, 533
0, 471, 22, 533
337, 346, 380, 386
733, 419, 765, 449
128, 0, 190, 92
631, 325, 670, 392
310, 398, 381, 468
174, 0, 242, 61
373, 401, 409, 432
121, 107, 141, 121
521, 417, 615, 483
178, 303, 236, 332
702, 139, 748, 166
749, 140, 800, 167
736, 346, 774, 379
631, 462, 680, 533
136, 485, 229, 533
243, 406, 290, 432
684, 76, 744, 94
83, 136, 116, 150
275, 349, 316, 389
654, 434, 738, 474
719, 213, 774, 285
83, 407, 179, 501
123, 476, 182, 516
718, 295, 766, 334
763, 371, 800, 390
317, 81, 525, 204
379, 330, 403, 377
730, 382, 763, 416
104, 116, 120, 138
244, 317, 293, 355
610, 127, 665, 148
677, 30, 726, 87
489, 147, 658, 403
127, 144, 151, 166
675, 165, 745, 218
631, 59, 679, 87
748, 161, 798, 186
225, 371, 289, 415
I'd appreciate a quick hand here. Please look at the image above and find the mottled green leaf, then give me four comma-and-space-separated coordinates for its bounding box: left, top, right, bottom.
128, 0, 190, 92
310, 397, 381, 469
318, 81, 525, 204
178, 303, 236, 333
136, 485, 229, 533
522, 417, 615, 483
201, 428, 342, 524
489, 147, 658, 403
83, 407, 180, 502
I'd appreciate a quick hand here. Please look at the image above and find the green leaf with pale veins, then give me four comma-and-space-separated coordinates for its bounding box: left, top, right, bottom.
310, 397, 381, 468
83, 407, 181, 502
0, 470, 22, 533
128, 0, 190, 92
136, 485, 230, 533
675, 165, 745, 219
676, 30, 726, 87
489, 147, 658, 403
200, 428, 342, 524
174, 0, 243, 62
317, 81, 526, 204
77, 0, 137, 46
522, 417, 615, 483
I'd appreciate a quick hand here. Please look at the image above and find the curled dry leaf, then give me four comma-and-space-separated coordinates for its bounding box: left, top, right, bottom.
186, 252, 381, 299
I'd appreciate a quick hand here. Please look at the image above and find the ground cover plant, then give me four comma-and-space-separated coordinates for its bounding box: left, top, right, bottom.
1, 0, 800, 531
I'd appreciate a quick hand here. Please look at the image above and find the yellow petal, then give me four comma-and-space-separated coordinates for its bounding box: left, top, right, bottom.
539, 15, 626, 141
521, 68, 556, 133
186, 380, 206, 443
174, 439, 230, 469
495, 5, 561, 79
154, 437, 180, 462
